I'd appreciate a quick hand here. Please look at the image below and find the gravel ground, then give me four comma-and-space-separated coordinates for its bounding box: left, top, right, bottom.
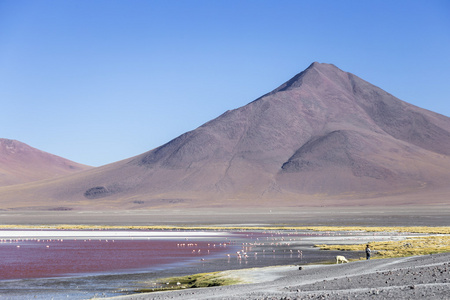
106, 252, 450, 300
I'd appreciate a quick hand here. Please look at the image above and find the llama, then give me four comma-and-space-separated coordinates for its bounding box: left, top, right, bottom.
336, 255, 349, 264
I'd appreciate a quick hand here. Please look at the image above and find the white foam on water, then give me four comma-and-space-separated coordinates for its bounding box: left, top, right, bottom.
0, 230, 227, 240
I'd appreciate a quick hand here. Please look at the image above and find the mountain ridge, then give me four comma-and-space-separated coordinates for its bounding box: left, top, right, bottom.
0, 138, 92, 187
1, 62, 449, 210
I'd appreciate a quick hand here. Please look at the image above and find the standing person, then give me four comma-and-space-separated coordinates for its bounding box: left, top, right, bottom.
365, 244, 371, 260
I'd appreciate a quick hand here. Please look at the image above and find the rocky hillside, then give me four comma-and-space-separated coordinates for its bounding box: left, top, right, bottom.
1, 62, 449, 210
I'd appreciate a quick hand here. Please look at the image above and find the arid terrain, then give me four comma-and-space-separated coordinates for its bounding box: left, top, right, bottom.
1, 62, 450, 210
0, 139, 91, 187
1, 205, 449, 227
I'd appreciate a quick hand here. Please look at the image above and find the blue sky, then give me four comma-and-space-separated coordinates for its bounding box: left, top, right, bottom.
1, 0, 449, 166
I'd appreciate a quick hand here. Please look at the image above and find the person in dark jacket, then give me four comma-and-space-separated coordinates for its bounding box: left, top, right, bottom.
365, 244, 371, 260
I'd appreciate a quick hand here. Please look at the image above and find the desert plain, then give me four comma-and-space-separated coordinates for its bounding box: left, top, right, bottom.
2, 205, 450, 227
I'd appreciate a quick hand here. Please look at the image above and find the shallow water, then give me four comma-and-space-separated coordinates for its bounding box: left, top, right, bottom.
0, 237, 230, 280
0, 229, 399, 299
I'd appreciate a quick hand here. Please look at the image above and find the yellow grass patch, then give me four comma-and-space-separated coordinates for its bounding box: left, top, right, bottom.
1, 224, 450, 234
135, 271, 241, 293
315, 235, 450, 259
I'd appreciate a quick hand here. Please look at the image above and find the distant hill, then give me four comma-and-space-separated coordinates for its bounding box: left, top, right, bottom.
1, 62, 450, 210
0, 139, 91, 186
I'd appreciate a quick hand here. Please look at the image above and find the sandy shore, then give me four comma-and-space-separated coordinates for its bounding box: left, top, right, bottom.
105, 252, 450, 300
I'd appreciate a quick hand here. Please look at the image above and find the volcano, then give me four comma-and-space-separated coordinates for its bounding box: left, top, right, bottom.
1, 62, 450, 210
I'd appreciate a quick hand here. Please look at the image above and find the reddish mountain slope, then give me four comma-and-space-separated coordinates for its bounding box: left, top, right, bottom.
1, 62, 450, 210
0, 139, 91, 186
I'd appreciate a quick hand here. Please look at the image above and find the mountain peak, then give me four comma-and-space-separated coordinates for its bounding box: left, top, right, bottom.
308, 61, 334, 69
1, 63, 450, 209
0, 138, 92, 187
269, 62, 344, 94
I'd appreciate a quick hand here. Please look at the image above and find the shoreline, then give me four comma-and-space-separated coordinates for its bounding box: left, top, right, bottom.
1, 224, 449, 233
105, 252, 450, 299
0, 228, 365, 299
1, 225, 449, 299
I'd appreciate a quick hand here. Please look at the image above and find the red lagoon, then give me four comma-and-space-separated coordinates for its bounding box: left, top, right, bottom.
0, 229, 383, 299
0, 229, 375, 281
0, 231, 236, 280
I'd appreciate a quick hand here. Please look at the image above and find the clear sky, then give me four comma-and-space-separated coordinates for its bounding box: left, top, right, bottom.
1, 0, 449, 166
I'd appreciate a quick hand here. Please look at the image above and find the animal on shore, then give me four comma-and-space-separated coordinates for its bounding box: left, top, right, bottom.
336, 255, 349, 264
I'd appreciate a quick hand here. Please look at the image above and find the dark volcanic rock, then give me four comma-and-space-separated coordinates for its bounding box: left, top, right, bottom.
84, 186, 112, 199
